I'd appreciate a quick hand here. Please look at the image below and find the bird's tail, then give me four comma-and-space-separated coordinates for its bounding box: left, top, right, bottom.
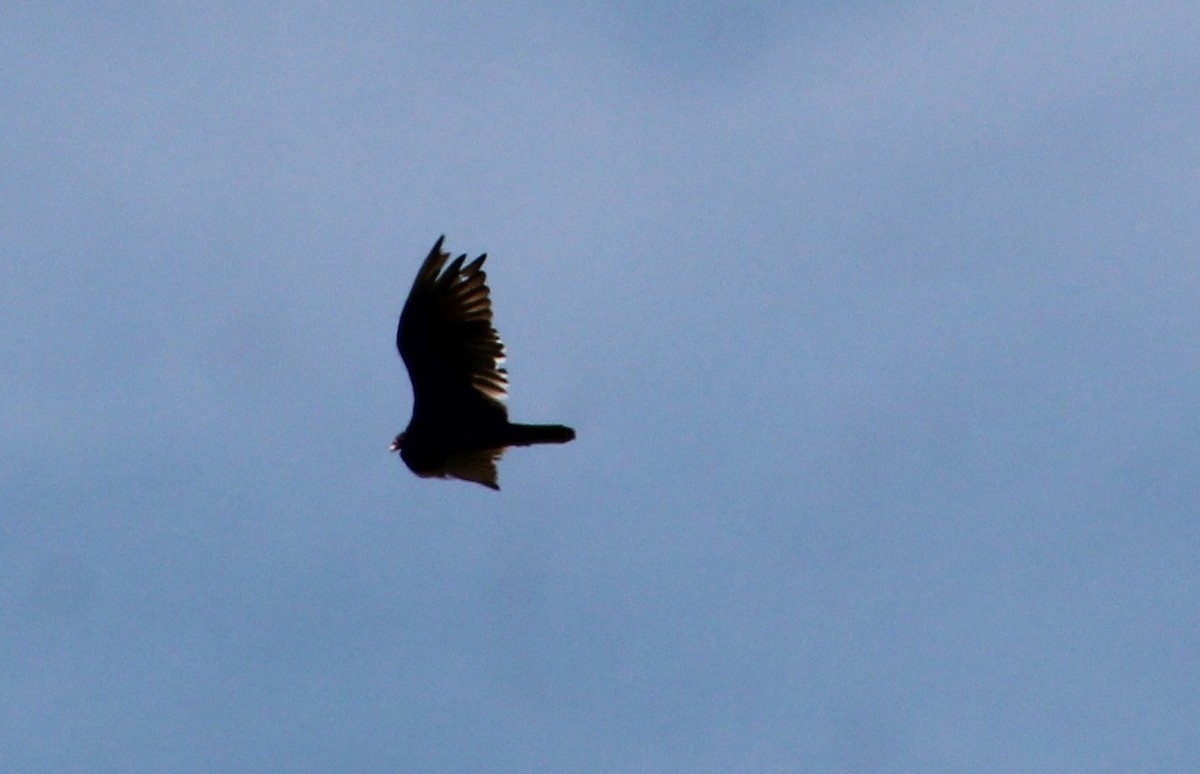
506, 423, 576, 447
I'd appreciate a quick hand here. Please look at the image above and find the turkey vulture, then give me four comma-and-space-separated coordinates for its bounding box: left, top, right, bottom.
390, 236, 575, 489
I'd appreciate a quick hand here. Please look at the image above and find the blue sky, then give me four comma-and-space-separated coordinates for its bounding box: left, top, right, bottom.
3, 2, 1199, 771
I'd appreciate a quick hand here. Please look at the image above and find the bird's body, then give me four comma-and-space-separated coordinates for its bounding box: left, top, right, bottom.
391, 236, 574, 490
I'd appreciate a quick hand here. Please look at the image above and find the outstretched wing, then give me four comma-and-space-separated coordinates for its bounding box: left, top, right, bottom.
397, 236, 510, 422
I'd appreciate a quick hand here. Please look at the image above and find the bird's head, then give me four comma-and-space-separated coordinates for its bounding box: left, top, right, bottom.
390, 432, 406, 453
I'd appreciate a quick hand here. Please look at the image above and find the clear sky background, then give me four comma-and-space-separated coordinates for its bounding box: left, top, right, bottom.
3, 3, 1199, 771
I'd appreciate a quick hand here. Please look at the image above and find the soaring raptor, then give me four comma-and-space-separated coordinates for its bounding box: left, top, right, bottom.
390, 237, 575, 489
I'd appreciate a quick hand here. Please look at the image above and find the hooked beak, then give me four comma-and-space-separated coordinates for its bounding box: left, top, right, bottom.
390, 433, 404, 453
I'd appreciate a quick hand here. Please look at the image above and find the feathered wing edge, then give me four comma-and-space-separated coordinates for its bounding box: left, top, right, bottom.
398, 236, 510, 407
445, 448, 505, 490
439, 251, 509, 403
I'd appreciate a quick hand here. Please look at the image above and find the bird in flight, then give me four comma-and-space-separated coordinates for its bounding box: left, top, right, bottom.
390, 236, 575, 490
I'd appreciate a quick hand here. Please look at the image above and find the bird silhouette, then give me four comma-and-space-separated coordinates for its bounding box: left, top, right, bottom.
390, 236, 575, 489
